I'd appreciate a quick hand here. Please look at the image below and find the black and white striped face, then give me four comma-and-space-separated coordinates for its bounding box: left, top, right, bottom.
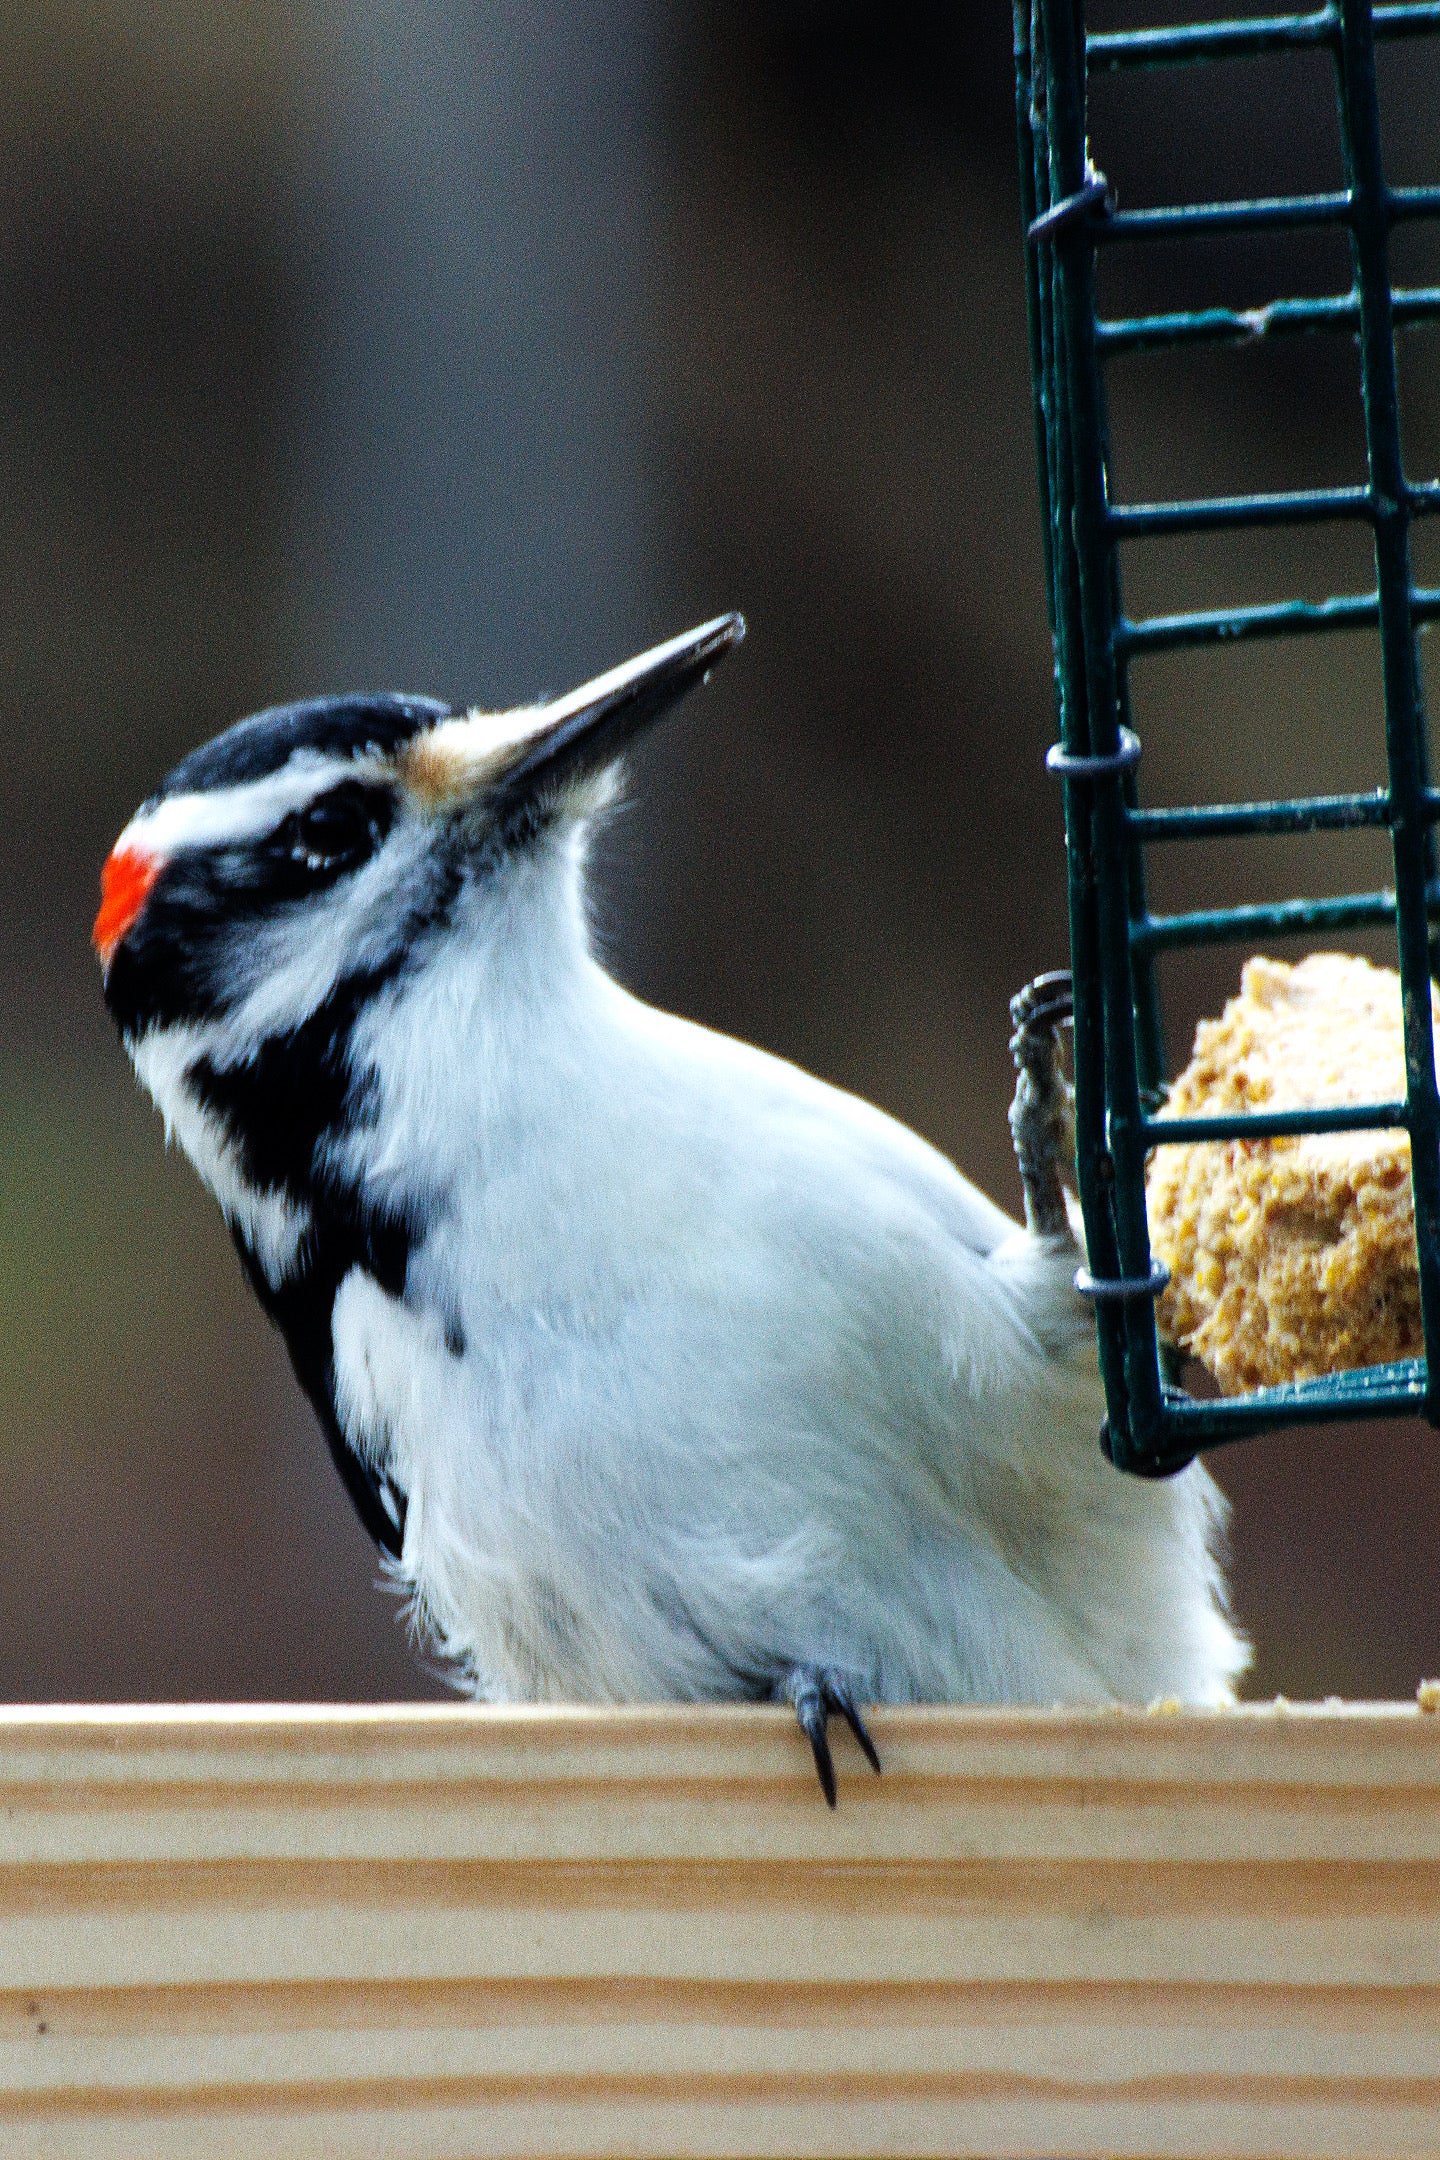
97, 617, 744, 1051
97, 692, 449, 1044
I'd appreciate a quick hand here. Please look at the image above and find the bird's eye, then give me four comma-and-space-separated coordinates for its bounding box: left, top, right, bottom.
276, 782, 390, 883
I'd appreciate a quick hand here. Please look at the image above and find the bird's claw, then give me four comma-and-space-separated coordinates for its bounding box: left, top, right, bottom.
1009, 968, 1073, 1046
780, 1666, 882, 1807
1009, 969, 1076, 1242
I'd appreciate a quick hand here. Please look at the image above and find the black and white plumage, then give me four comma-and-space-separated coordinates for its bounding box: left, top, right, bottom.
97, 616, 1246, 1801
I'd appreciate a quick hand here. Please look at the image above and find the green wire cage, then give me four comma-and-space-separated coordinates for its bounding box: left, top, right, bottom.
1015, 0, 1440, 1474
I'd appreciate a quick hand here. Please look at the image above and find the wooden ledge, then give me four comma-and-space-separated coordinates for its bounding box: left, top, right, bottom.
2, 1702, 1438, 2156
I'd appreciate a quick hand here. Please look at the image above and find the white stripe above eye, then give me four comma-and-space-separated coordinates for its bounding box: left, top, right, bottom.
116, 752, 391, 864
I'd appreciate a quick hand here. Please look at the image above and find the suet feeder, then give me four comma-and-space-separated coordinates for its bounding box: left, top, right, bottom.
1016, 0, 1440, 1473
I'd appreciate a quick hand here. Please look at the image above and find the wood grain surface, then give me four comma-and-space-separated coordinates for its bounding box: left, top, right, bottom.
0, 1701, 1437, 2157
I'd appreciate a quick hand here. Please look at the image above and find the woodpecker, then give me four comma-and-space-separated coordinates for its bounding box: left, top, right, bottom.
96, 616, 1245, 1801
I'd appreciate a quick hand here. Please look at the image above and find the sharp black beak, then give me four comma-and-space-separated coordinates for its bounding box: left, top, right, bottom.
490, 612, 745, 815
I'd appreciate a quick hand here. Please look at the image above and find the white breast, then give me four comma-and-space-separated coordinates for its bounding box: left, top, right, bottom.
325, 849, 1246, 1711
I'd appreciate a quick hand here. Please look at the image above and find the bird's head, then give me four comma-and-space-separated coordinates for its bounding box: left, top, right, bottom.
94, 613, 743, 1291
97, 614, 743, 1049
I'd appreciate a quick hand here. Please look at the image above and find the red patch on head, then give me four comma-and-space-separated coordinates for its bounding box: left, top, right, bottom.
93, 845, 161, 969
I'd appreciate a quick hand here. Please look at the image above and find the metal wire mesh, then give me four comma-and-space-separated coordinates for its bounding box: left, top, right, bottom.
1015, 0, 1440, 1472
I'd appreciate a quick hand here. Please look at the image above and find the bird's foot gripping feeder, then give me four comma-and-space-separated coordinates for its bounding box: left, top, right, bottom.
1016, 0, 1440, 1474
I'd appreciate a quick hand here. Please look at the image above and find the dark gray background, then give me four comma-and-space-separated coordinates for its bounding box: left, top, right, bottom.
3, 0, 1439, 1702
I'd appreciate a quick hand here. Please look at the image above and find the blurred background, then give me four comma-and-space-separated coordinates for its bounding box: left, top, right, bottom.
3, 0, 1439, 1701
